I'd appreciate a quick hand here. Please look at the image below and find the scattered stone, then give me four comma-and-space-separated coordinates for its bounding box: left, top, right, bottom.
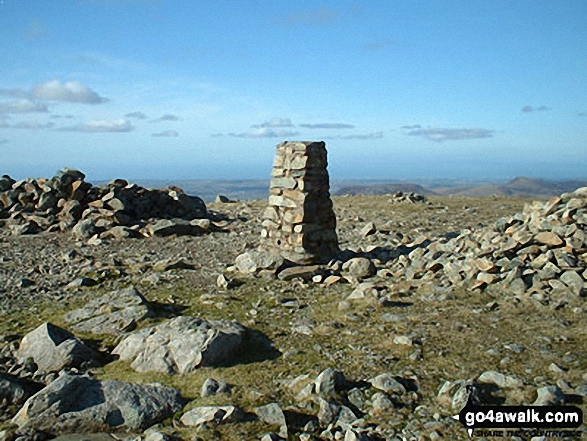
315, 368, 346, 397
201, 378, 232, 397
342, 257, 376, 280
235, 250, 284, 274
533, 386, 565, 405
369, 373, 406, 394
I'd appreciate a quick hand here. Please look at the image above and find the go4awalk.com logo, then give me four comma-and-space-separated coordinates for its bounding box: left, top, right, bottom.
453, 405, 584, 438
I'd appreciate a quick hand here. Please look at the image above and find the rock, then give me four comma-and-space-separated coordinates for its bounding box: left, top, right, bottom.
393, 335, 413, 346
235, 250, 284, 274
66, 277, 98, 289
65, 286, 154, 335
180, 406, 244, 426
534, 231, 563, 247
342, 258, 376, 279
148, 218, 207, 237
11, 373, 183, 434
255, 402, 287, 436
533, 386, 565, 405
201, 378, 232, 397
72, 219, 96, 239
153, 258, 195, 271
315, 368, 346, 397
477, 371, 524, 389
370, 392, 394, 413
369, 373, 406, 394
277, 265, 322, 281
359, 222, 377, 238
112, 316, 247, 374
214, 195, 236, 203
0, 373, 43, 408
17, 323, 102, 372
100, 225, 142, 239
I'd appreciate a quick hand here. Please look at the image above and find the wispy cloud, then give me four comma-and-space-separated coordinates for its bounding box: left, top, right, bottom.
521, 105, 550, 113
401, 124, 422, 130
251, 117, 293, 128
0, 120, 55, 130
125, 111, 148, 119
0, 100, 48, 114
340, 131, 383, 140
152, 130, 179, 137
280, 6, 341, 26
0, 139, 8, 144
24, 18, 49, 42
58, 119, 134, 132
0, 88, 29, 99
299, 122, 355, 129
407, 127, 495, 143
151, 114, 180, 122
228, 128, 300, 138
363, 38, 394, 52
31, 80, 107, 104
49, 114, 75, 119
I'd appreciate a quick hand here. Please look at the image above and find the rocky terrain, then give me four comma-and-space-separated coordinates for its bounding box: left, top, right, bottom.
0, 173, 586, 441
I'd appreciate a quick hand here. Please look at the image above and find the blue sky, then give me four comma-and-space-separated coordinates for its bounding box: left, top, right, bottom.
1, 0, 586, 181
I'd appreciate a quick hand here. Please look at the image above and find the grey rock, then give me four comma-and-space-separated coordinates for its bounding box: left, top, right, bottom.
17, 323, 102, 373
315, 367, 346, 397
201, 378, 232, 397
0, 373, 43, 408
214, 195, 236, 203
478, 371, 524, 389
342, 258, 376, 279
533, 386, 565, 405
235, 250, 284, 274
65, 286, 154, 335
112, 316, 246, 374
148, 218, 208, 237
11, 373, 183, 434
72, 219, 96, 239
369, 373, 406, 394
255, 402, 287, 435
180, 406, 244, 426
370, 392, 393, 413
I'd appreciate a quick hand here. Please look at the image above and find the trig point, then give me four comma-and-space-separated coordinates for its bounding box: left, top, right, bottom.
259, 141, 339, 264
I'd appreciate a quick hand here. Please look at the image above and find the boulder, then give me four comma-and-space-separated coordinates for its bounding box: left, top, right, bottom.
112, 316, 247, 374
0, 373, 43, 409
180, 406, 244, 426
64, 286, 154, 335
148, 218, 208, 236
235, 250, 284, 274
11, 373, 184, 435
342, 257, 376, 279
17, 323, 102, 372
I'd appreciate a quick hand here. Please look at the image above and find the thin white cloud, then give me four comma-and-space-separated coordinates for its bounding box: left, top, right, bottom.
521, 105, 550, 113
59, 119, 134, 132
49, 114, 75, 119
152, 130, 179, 137
0, 100, 48, 114
280, 6, 341, 26
151, 114, 180, 122
0, 121, 55, 130
251, 117, 293, 128
408, 128, 495, 143
31, 80, 107, 104
0, 88, 29, 99
24, 18, 49, 42
363, 39, 395, 52
401, 124, 422, 130
299, 122, 355, 129
228, 128, 300, 138
341, 131, 383, 140
125, 111, 148, 119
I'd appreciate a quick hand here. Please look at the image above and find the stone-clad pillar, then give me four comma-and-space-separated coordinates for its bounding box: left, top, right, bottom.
259, 141, 339, 264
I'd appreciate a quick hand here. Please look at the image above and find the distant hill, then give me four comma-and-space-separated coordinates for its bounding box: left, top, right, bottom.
334, 182, 435, 196
432, 177, 587, 198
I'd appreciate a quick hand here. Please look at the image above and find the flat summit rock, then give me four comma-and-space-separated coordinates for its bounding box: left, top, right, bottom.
64, 286, 154, 335
112, 316, 246, 374
11, 373, 184, 435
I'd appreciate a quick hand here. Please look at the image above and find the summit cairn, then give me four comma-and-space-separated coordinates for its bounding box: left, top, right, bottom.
259, 141, 339, 264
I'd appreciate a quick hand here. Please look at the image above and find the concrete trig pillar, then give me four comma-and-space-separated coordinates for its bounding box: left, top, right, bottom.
260, 141, 339, 264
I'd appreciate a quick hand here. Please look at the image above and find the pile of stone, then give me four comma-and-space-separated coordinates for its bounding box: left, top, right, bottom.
0, 169, 207, 239
259, 141, 339, 264
388, 191, 428, 204
387, 187, 587, 301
